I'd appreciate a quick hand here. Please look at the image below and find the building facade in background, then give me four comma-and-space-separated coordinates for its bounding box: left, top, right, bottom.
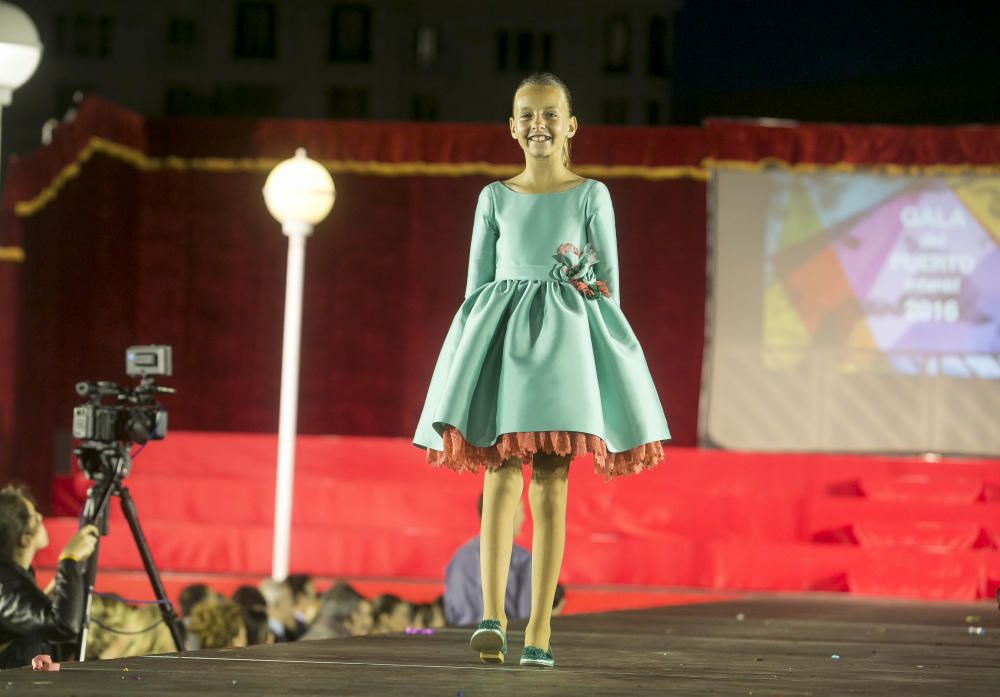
3, 0, 679, 164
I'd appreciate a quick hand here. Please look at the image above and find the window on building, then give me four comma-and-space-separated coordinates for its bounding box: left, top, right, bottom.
328, 87, 368, 118
603, 15, 630, 73
166, 17, 198, 61
53, 15, 68, 56
65, 15, 113, 58
164, 84, 281, 116
415, 26, 438, 69
648, 16, 670, 76
540, 33, 553, 71
72, 15, 94, 56
235, 2, 277, 59
601, 98, 628, 124
97, 16, 113, 57
646, 100, 661, 125
411, 94, 439, 121
329, 5, 372, 62
221, 84, 282, 115
53, 15, 113, 58
515, 32, 534, 71
497, 30, 553, 72
495, 31, 510, 71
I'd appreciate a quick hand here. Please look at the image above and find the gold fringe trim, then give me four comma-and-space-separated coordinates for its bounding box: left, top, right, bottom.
12, 136, 708, 218
0, 247, 25, 263
13, 135, 999, 219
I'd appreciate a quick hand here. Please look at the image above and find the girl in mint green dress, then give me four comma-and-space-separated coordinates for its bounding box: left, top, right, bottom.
413, 73, 670, 667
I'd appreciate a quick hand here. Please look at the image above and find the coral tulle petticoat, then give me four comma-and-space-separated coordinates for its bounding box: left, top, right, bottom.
426, 426, 665, 480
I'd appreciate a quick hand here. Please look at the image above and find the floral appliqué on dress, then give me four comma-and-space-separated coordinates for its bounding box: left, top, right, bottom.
552, 243, 610, 299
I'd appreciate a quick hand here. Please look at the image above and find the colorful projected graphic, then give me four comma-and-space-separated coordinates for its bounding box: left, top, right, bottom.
763, 174, 1000, 378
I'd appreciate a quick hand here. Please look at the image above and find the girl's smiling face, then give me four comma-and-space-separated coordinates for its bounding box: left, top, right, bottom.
509, 84, 577, 161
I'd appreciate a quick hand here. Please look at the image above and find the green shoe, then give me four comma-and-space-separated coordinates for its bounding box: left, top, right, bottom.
520, 645, 555, 667
470, 619, 507, 664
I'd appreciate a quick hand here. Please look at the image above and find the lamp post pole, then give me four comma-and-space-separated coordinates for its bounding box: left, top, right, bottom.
272, 220, 312, 581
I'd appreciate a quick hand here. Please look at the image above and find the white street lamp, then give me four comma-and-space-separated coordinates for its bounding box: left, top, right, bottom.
0, 2, 43, 184
262, 148, 335, 581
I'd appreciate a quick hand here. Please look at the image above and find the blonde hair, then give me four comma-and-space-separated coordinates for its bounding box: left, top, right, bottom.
85, 595, 177, 660
188, 600, 245, 649
513, 72, 575, 168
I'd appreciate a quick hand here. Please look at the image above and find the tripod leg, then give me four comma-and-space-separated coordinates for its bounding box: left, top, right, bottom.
76, 480, 113, 662
117, 486, 185, 651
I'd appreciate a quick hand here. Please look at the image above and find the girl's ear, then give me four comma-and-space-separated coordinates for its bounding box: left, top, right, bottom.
509, 116, 518, 140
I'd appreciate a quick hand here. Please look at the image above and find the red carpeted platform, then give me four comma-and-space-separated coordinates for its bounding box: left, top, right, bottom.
38, 432, 1000, 602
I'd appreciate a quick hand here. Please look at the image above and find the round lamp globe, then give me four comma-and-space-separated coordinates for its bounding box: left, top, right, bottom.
262, 148, 336, 228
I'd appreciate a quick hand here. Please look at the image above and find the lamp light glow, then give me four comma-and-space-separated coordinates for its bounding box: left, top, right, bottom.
0, 3, 43, 106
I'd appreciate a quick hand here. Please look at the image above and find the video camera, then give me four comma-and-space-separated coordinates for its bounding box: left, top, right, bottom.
72, 345, 174, 446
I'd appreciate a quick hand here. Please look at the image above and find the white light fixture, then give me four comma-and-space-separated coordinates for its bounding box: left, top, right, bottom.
0, 2, 43, 189
262, 148, 335, 581
0, 2, 42, 107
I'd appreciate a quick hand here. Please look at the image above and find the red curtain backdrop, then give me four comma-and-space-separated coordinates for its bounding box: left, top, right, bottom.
0, 97, 708, 499
2, 98, 998, 501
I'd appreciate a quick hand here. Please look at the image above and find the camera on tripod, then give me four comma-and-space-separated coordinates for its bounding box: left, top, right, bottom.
68, 345, 186, 656
72, 345, 174, 446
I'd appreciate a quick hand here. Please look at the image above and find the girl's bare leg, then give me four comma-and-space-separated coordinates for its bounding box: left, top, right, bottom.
524, 452, 570, 649
480, 456, 524, 630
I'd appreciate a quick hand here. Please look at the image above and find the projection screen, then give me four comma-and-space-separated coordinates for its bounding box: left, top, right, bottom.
703, 168, 1000, 455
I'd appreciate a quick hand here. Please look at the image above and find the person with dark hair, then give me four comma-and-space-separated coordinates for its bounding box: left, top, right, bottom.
285, 573, 319, 626
258, 579, 303, 642
371, 594, 412, 634
178, 584, 214, 618
411, 596, 446, 629
443, 492, 531, 628
301, 582, 373, 640
0, 484, 99, 668
187, 601, 246, 649
178, 583, 222, 650
231, 586, 273, 645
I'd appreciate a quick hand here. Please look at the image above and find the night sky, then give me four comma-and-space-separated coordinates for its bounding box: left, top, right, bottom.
672, 0, 1000, 123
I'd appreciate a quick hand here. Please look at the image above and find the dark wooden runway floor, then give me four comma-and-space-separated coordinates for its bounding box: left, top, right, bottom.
4, 593, 998, 696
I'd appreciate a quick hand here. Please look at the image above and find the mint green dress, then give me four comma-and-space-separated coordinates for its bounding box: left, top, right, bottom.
413, 179, 670, 475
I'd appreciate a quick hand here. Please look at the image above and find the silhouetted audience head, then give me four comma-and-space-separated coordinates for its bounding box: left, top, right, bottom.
372, 593, 412, 634
179, 583, 221, 618
303, 582, 373, 639
410, 595, 446, 629
188, 600, 247, 649
258, 578, 299, 640
231, 585, 272, 645
285, 573, 319, 624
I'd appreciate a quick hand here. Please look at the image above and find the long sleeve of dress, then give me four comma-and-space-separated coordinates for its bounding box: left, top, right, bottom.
586, 182, 621, 307
464, 186, 499, 299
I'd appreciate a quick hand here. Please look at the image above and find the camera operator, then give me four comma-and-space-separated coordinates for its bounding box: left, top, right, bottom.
0, 485, 99, 668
